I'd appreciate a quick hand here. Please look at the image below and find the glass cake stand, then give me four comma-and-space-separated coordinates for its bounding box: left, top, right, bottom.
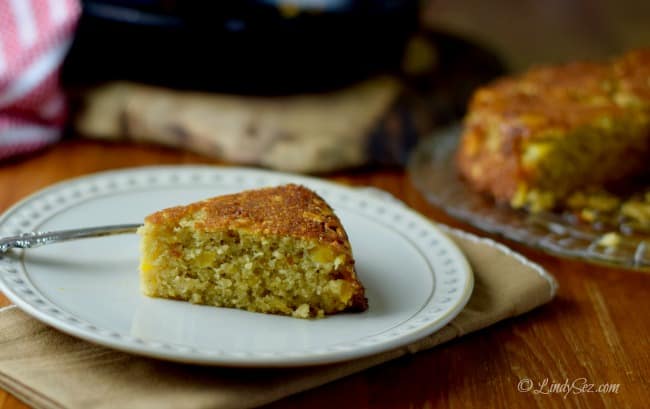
408, 125, 650, 270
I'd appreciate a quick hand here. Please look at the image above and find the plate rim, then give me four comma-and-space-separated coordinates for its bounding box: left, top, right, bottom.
0, 165, 474, 367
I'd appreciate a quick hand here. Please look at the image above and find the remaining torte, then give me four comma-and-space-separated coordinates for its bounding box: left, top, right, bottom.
137, 184, 367, 318
456, 49, 650, 212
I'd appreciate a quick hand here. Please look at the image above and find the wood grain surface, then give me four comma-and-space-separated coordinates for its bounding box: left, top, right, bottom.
0, 139, 648, 409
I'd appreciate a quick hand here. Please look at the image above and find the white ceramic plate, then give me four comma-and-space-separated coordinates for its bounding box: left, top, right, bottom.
0, 166, 473, 367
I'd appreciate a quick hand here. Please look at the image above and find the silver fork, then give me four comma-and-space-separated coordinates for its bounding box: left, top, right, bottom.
0, 224, 143, 253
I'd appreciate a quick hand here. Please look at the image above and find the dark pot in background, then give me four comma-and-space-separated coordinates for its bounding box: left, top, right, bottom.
62, 0, 420, 94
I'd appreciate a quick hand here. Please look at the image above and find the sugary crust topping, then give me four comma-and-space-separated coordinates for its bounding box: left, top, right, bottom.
465, 48, 650, 139
613, 49, 650, 103
146, 184, 350, 244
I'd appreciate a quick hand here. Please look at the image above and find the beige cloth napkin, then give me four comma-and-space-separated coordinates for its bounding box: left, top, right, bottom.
0, 227, 556, 409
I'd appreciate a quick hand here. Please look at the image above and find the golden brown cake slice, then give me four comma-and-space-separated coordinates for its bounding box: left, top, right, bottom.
138, 184, 367, 318
456, 49, 650, 212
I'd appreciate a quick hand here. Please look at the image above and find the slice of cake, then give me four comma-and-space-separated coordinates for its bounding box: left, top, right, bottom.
137, 184, 367, 318
456, 49, 650, 212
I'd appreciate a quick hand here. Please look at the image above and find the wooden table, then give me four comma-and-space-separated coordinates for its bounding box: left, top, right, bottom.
0, 139, 648, 409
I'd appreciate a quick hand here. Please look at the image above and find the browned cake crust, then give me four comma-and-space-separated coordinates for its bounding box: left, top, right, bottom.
456, 49, 650, 210
147, 184, 348, 241
146, 184, 368, 312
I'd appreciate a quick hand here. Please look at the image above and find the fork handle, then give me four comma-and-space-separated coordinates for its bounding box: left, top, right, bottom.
0, 224, 142, 253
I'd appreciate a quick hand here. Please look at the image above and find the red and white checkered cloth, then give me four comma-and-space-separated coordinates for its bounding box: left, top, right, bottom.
0, 0, 80, 160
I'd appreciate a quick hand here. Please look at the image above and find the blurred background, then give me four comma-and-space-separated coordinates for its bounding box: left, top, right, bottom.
1, 0, 649, 170
423, 0, 650, 70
